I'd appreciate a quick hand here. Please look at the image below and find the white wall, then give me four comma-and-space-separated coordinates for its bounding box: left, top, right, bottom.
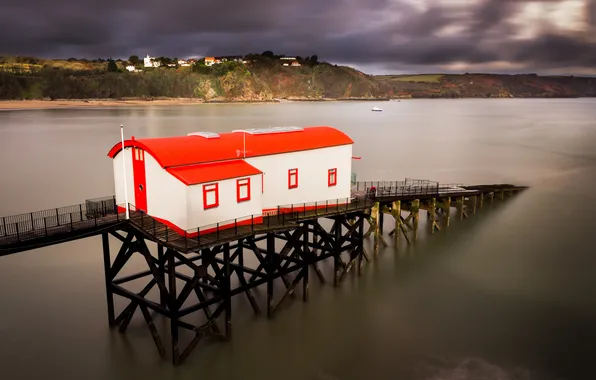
245, 144, 353, 209
113, 149, 264, 231
112, 147, 135, 208
186, 173, 263, 229
144, 154, 187, 229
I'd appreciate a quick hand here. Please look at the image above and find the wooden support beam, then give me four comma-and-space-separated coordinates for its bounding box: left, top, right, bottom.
411, 199, 420, 242
372, 202, 380, 256
440, 197, 451, 227
471, 195, 477, 215
428, 198, 440, 233
379, 206, 384, 233
456, 196, 467, 220
364, 207, 375, 238
391, 200, 401, 244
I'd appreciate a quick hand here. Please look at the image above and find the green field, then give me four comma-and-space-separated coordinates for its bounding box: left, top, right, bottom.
378, 74, 444, 83
0, 63, 43, 73
0, 59, 109, 73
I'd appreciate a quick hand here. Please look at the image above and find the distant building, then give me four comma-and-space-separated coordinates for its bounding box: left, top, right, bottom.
219, 56, 243, 62
203, 56, 246, 66
280, 57, 296, 61
125, 65, 140, 72
143, 55, 160, 68
178, 60, 191, 67
291, 61, 301, 67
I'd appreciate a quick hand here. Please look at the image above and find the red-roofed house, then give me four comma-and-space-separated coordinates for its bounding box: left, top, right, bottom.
107, 126, 354, 234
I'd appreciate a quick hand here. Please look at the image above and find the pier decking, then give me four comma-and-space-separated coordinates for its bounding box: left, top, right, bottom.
0, 180, 525, 255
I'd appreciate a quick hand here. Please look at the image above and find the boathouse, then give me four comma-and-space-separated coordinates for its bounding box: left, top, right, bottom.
107, 126, 354, 233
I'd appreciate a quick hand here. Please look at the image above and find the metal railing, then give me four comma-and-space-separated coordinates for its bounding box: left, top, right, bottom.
127, 195, 376, 249
0, 196, 121, 245
354, 178, 440, 197
0, 177, 458, 248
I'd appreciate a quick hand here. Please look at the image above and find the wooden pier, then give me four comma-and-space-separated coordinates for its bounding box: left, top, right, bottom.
0, 179, 527, 365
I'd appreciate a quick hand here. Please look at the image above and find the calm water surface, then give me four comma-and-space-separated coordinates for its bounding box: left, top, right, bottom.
1, 99, 595, 380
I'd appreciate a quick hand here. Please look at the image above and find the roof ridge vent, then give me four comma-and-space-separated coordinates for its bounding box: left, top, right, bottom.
187, 132, 220, 139
232, 126, 304, 135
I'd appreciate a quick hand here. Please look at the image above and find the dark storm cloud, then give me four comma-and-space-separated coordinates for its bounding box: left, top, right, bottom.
507, 34, 596, 66
0, 0, 593, 73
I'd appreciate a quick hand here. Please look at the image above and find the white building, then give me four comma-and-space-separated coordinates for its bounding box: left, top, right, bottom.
143, 55, 160, 68
107, 126, 354, 235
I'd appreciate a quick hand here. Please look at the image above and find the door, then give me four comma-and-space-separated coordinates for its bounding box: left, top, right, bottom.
132, 147, 148, 212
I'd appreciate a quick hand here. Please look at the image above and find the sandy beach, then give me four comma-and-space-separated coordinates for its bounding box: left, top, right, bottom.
0, 98, 218, 110
0, 97, 360, 110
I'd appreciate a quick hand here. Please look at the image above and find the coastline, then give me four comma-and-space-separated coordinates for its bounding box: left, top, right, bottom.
0, 97, 389, 110
0, 95, 591, 111
0, 98, 210, 111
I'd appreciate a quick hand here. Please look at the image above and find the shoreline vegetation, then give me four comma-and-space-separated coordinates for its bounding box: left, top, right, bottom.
1, 52, 595, 110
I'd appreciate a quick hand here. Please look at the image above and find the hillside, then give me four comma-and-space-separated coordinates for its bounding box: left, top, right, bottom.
375, 74, 596, 98
0, 55, 595, 101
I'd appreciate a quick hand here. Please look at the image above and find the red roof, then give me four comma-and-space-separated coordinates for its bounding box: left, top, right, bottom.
167, 160, 262, 185
107, 126, 353, 168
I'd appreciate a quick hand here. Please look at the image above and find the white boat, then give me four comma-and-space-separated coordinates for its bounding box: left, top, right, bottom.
371, 107, 383, 112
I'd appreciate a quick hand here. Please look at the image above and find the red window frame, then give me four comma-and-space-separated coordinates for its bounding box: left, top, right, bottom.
288, 168, 298, 189
203, 183, 219, 209
328, 168, 337, 187
236, 178, 251, 202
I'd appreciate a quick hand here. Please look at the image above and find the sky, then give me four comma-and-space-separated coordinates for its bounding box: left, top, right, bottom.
1, 0, 595, 75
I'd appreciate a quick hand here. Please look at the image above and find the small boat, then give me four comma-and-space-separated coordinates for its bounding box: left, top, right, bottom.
371, 107, 383, 112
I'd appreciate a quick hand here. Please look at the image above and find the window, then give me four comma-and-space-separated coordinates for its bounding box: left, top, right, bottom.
203, 183, 219, 209
288, 168, 298, 189
237, 178, 251, 202
134, 148, 144, 161
328, 168, 337, 187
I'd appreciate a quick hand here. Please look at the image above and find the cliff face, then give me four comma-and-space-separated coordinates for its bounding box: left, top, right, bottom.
200, 63, 382, 101
1, 57, 595, 101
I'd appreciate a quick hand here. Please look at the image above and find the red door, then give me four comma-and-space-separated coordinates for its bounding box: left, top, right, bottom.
132, 147, 148, 212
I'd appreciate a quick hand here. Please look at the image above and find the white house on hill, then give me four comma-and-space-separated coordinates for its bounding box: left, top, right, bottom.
107, 126, 354, 235
143, 55, 160, 68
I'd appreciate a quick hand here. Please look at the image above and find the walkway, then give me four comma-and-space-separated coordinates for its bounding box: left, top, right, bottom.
0, 180, 527, 255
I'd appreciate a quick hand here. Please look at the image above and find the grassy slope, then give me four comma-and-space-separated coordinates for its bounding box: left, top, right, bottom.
378, 74, 444, 83
374, 73, 596, 98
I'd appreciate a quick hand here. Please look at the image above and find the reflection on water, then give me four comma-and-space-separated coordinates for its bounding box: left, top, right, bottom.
0, 99, 595, 380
